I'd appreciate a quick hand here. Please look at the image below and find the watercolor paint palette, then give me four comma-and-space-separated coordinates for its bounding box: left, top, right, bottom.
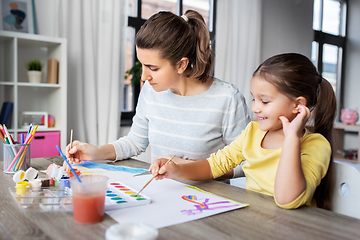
8, 187, 73, 212
8, 181, 151, 212
105, 181, 151, 211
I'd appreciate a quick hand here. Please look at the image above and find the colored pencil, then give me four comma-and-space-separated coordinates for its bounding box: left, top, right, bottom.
136, 155, 175, 195
3, 124, 15, 143
14, 133, 33, 171
7, 125, 38, 171
15, 125, 38, 170
6, 133, 32, 171
26, 123, 32, 139
0, 128, 5, 143
2, 125, 17, 157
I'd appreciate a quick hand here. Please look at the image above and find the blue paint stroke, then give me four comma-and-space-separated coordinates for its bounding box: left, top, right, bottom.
73, 161, 147, 174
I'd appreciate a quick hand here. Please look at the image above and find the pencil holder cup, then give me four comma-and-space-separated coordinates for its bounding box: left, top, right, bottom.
3, 143, 31, 173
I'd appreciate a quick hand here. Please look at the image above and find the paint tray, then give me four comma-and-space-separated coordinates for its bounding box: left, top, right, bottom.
105, 181, 151, 211
8, 181, 151, 213
8, 187, 73, 212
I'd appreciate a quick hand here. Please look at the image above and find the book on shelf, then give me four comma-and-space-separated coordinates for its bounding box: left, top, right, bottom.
46, 58, 59, 84
0, 102, 13, 126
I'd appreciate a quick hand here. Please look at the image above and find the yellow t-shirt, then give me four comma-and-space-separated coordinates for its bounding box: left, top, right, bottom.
207, 121, 331, 209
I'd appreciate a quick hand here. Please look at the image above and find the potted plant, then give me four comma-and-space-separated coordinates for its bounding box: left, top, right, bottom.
26, 59, 43, 83
124, 61, 143, 109
125, 61, 142, 86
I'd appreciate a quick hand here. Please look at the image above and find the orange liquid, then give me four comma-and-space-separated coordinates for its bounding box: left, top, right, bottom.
72, 194, 105, 224
70, 169, 81, 178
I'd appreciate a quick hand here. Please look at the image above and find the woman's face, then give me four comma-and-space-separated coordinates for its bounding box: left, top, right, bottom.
136, 47, 180, 92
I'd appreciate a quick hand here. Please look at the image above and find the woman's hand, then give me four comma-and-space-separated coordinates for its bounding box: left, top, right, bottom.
279, 104, 311, 138
65, 140, 99, 163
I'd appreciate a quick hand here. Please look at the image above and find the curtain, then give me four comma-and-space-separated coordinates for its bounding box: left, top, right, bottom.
214, 0, 262, 118
34, 0, 127, 145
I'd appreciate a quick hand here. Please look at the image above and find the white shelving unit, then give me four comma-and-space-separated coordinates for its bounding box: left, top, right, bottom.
0, 31, 67, 150
334, 122, 360, 164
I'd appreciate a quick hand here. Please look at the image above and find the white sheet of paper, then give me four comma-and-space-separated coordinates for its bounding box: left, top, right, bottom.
106, 175, 248, 228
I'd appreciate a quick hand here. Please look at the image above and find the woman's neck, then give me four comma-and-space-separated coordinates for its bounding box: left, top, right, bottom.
170, 77, 213, 96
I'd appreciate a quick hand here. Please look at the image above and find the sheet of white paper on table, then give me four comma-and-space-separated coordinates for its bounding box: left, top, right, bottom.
105, 175, 248, 229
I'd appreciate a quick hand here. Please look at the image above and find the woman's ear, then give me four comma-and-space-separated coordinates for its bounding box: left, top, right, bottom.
177, 57, 189, 74
293, 97, 307, 113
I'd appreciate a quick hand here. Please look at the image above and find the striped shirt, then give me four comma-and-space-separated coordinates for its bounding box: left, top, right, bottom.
111, 78, 250, 164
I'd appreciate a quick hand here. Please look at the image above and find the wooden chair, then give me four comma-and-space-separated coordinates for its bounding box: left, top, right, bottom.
332, 160, 360, 219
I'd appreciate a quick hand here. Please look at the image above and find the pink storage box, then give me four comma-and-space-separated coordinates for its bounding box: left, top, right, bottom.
18, 131, 60, 158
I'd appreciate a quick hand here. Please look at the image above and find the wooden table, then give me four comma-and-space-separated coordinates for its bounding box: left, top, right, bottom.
1, 157, 360, 240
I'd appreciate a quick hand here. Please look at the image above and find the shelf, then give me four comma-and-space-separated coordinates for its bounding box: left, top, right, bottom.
306, 121, 359, 164
0, 82, 61, 88
0, 31, 67, 154
334, 122, 360, 132
0, 82, 14, 85
17, 82, 61, 88
16, 127, 62, 132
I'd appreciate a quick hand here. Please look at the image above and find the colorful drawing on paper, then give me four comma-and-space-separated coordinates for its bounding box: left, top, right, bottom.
73, 161, 147, 174
181, 195, 241, 215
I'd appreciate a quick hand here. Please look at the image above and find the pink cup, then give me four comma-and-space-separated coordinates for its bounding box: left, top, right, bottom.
341, 109, 358, 125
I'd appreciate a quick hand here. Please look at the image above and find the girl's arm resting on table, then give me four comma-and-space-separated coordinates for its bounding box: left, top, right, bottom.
150, 157, 213, 181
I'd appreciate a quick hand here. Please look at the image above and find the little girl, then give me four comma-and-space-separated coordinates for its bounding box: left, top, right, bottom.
150, 53, 337, 210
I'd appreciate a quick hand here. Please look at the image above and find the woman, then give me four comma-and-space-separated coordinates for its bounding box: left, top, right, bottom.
66, 10, 250, 178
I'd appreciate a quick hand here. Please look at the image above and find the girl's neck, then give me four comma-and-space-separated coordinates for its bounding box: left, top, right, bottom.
261, 129, 285, 149
170, 77, 213, 96
262, 128, 306, 149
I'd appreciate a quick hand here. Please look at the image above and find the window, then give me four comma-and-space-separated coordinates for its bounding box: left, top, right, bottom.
121, 0, 216, 125
311, 0, 347, 116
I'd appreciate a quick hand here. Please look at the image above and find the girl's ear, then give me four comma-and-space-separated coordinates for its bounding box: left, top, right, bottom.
177, 57, 189, 74
293, 97, 307, 113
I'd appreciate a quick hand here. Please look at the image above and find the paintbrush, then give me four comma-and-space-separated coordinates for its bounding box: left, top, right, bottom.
64, 129, 73, 172
136, 155, 175, 196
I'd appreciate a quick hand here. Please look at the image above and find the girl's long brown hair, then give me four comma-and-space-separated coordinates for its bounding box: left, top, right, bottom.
253, 53, 337, 210
135, 10, 213, 82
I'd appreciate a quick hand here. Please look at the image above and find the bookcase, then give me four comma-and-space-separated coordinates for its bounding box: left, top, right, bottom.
0, 31, 67, 155
306, 122, 360, 164
333, 122, 360, 164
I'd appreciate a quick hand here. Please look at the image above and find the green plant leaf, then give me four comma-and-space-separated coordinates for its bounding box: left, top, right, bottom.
26, 59, 43, 71
124, 61, 142, 85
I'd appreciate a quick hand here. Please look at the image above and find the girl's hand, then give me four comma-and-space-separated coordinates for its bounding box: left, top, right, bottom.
279, 104, 311, 137
65, 140, 99, 163
149, 157, 181, 180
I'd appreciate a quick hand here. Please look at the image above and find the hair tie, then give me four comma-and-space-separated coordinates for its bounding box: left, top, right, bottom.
181, 15, 188, 22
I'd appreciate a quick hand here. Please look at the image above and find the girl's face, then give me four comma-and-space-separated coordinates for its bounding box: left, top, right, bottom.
136, 47, 181, 92
250, 76, 298, 132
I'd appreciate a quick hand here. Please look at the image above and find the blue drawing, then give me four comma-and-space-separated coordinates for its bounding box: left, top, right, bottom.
73, 161, 148, 174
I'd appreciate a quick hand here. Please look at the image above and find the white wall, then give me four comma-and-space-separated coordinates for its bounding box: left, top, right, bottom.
261, 0, 314, 61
